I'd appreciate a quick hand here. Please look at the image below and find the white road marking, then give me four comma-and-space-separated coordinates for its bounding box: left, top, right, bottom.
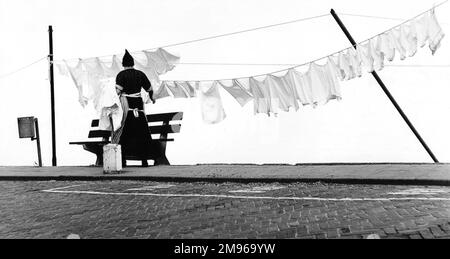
387, 188, 449, 195
127, 184, 175, 191
229, 186, 285, 193
42, 187, 450, 202
43, 184, 87, 191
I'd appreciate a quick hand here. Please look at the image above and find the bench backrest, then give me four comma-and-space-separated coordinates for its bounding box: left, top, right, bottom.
88, 112, 183, 140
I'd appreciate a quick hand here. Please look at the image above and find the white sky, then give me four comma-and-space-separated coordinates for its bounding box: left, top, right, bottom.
0, 0, 449, 166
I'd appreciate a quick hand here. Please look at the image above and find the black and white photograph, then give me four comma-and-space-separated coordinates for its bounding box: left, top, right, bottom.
1, 0, 450, 246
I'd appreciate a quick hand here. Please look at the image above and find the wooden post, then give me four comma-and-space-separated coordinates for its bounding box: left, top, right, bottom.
49, 25, 57, 166
34, 118, 42, 167
330, 9, 439, 163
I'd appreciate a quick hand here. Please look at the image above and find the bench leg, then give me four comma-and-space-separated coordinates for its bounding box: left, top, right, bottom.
96, 153, 103, 166
154, 155, 170, 166
142, 160, 149, 167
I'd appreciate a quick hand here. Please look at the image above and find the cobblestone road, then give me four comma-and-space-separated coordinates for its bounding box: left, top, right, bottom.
1, 181, 449, 239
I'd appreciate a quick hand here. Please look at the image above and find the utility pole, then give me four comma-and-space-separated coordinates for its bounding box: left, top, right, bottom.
49, 25, 57, 166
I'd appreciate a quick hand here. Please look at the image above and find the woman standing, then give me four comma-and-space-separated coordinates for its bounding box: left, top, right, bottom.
114, 49, 155, 167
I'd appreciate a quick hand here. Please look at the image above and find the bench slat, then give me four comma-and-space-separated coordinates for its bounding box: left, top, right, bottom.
147, 112, 183, 122
149, 124, 181, 134
88, 130, 111, 139
70, 138, 175, 145
87, 124, 181, 139
91, 112, 183, 127
69, 141, 109, 145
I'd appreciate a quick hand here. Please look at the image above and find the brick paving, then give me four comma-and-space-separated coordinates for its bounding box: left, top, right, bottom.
0, 181, 449, 239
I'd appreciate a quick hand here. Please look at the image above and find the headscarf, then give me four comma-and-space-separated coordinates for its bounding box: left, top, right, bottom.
122, 49, 134, 67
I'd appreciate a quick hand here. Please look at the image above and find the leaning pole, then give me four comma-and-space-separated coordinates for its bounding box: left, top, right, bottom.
330, 9, 439, 163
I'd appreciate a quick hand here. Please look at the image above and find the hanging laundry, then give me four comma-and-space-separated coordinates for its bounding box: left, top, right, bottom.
413, 14, 429, 48
101, 55, 122, 78
337, 51, 353, 80
400, 24, 418, 57
389, 28, 407, 60
83, 57, 105, 77
82, 59, 106, 111
370, 37, 385, 71
308, 62, 341, 105
324, 58, 343, 100
134, 58, 160, 87
379, 33, 396, 62
153, 82, 171, 99
165, 81, 188, 98
97, 79, 123, 131
55, 63, 69, 76
175, 81, 196, 97
284, 68, 314, 106
64, 59, 89, 107
249, 77, 272, 115
357, 43, 374, 73
198, 81, 226, 124
217, 79, 253, 107
265, 74, 299, 112
144, 48, 180, 75
427, 8, 445, 55
346, 47, 362, 78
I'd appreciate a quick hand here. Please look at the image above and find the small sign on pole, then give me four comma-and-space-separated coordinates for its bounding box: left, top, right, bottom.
18, 117, 42, 167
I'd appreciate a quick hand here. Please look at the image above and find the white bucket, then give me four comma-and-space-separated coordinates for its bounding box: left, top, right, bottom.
103, 144, 122, 174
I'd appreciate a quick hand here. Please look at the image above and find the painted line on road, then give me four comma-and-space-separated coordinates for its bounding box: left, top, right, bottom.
42, 187, 450, 202
127, 184, 176, 191
387, 188, 449, 195
44, 184, 88, 191
229, 186, 285, 193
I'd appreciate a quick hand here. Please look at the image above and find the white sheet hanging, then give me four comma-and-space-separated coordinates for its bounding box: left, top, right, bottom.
101, 55, 122, 78
265, 74, 299, 112
400, 24, 418, 57
175, 81, 196, 97
370, 37, 385, 71
218, 79, 253, 107
337, 51, 353, 80
134, 58, 160, 87
347, 47, 362, 78
249, 77, 272, 115
427, 8, 445, 55
140, 48, 180, 75
284, 68, 313, 106
165, 81, 188, 98
357, 43, 374, 73
97, 79, 123, 131
389, 28, 407, 60
64, 59, 89, 107
308, 62, 342, 105
379, 33, 396, 62
198, 81, 226, 124
153, 82, 171, 99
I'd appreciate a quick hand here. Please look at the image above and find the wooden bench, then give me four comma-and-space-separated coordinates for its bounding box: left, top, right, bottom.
70, 112, 183, 166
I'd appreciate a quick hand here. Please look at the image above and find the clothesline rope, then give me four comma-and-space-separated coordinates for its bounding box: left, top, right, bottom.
55, 13, 331, 62
0, 56, 47, 80
186, 0, 449, 82
338, 12, 406, 22
175, 62, 450, 67
338, 12, 450, 25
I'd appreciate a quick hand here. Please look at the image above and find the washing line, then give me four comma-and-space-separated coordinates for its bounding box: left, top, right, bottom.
175, 62, 450, 68
0, 56, 47, 80
338, 12, 406, 22
338, 12, 449, 25
174, 0, 449, 82
56, 13, 331, 62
